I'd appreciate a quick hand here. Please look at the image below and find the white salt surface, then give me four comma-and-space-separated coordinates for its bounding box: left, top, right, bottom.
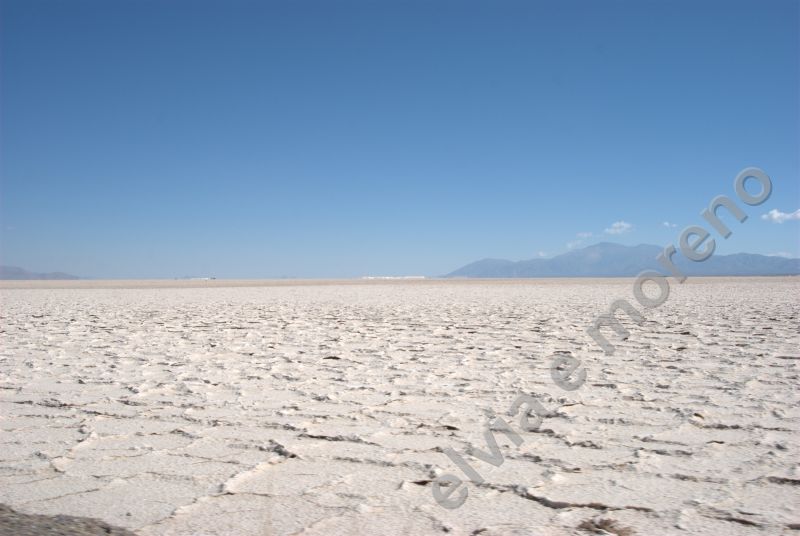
0, 278, 798, 535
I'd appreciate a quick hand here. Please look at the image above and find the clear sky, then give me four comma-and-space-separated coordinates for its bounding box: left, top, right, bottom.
1, 0, 798, 278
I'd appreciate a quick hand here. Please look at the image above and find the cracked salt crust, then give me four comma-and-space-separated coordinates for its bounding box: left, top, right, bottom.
0, 278, 798, 535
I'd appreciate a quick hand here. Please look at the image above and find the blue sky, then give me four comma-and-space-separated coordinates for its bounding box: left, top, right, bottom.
1, 0, 798, 278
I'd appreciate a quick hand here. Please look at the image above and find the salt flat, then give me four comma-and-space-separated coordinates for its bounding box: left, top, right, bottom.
0, 278, 798, 535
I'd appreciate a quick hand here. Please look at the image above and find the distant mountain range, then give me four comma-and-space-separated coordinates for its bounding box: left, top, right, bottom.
0, 265, 80, 280
445, 243, 800, 278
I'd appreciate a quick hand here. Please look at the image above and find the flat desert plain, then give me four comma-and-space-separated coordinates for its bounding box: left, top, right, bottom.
0, 278, 798, 535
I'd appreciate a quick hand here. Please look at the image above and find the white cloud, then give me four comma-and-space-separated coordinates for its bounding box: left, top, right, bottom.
662, 221, 677, 228
768, 252, 796, 258
566, 231, 594, 250
536, 251, 548, 258
604, 221, 632, 235
761, 209, 800, 223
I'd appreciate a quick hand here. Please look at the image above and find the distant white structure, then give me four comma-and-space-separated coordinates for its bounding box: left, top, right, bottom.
361, 276, 426, 280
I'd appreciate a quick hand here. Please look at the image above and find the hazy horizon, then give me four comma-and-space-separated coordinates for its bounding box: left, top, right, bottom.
0, 242, 800, 281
